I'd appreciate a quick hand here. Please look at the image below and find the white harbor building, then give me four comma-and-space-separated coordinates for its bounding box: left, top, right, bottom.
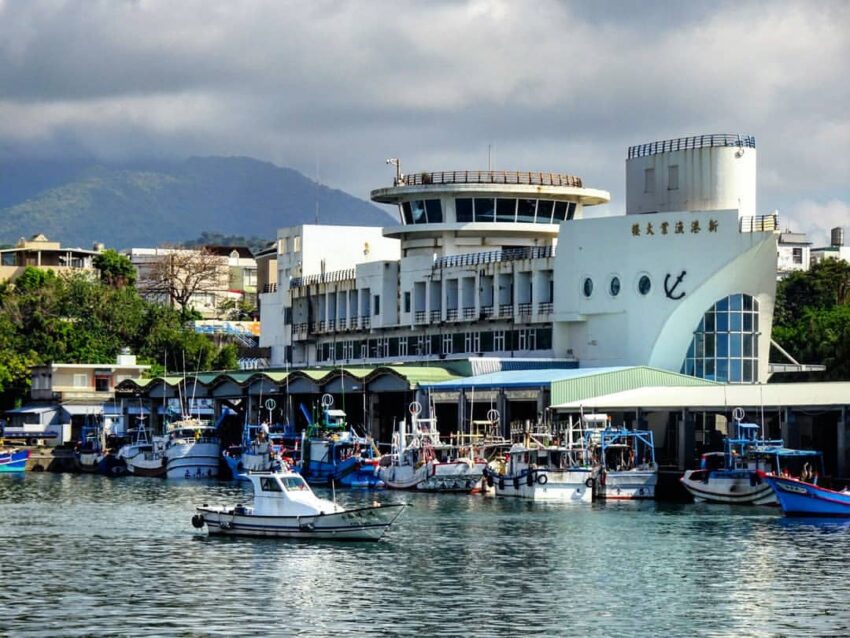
261, 134, 777, 385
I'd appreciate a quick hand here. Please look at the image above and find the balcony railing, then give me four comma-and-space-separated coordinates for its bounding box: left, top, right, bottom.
396, 170, 582, 188
360, 315, 371, 329
414, 310, 427, 324
627, 134, 756, 159
430, 310, 442, 322
518, 303, 532, 317
290, 268, 356, 289
481, 305, 494, 318
446, 308, 458, 321
499, 304, 514, 318
462, 307, 476, 319
537, 301, 553, 315
262, 283, 278, 293
337, 318, 347, 330
434, 245, 555, 269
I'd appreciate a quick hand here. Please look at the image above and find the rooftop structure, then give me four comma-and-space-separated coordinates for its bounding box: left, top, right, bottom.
260, 133, 780, 385
0, 234, 100, 283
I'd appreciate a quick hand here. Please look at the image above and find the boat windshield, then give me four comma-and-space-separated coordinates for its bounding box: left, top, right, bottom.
281, 475, 309, 491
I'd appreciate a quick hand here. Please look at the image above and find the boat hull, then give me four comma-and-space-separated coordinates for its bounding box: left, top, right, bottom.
596, 469, 658, 500
765, 475, 850, 517
195, 503, 405, 541
381, 460, 485, 492
165, 441, 221, 479
126, 455, 168, 478
0, 449, 30, 472
681, 469, 776, 505
493, 469, 593, 503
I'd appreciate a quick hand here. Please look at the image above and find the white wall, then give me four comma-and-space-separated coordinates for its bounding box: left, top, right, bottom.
552, 209, 777, 381
626, 146, 757, 217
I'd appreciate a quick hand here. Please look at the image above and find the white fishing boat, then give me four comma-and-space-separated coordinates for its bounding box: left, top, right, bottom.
486, 419, 594, 502
583, 414, 658, 500
164, 418, 221, 479
191, 470, 405, 541
118, 419, 168, 478
379, 402, 487, 492
680, 408, 822, 505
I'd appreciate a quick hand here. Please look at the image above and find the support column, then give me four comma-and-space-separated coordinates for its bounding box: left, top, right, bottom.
678, 409, 695, 470
457, 390, 467, 434
782, 408, 800, 449
837, 406, 848, 479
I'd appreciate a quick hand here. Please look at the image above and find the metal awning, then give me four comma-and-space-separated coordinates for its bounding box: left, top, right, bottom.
5, 405, 57, 415
61, 404, 104, 416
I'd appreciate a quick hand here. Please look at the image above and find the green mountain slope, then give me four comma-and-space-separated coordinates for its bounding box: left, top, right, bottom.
0, 157, 395, 249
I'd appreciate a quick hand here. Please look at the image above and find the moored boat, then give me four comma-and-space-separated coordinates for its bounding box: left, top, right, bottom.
0, 448, 30, 472
191, 470, 405, 541
164, 418, 221, 479
764, 474, 850, 517
680, 408, 822, 506
118, 420, 167, 478
379, 402, 487, 492
585, 415, 658, 500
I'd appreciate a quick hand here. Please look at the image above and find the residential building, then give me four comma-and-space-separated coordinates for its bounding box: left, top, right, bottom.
0, 234, 99, 283
811, 227, 850, 266
777, 230, 811, 277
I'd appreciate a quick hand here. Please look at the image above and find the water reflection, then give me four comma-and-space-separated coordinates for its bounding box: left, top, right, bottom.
1, 474, 849, 637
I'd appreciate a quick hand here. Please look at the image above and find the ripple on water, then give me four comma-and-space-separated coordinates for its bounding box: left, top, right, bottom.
2, 474, 850, 637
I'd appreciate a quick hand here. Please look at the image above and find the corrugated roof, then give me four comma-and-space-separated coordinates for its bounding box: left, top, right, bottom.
422, 367, 630, 390
550, 366, 719, 406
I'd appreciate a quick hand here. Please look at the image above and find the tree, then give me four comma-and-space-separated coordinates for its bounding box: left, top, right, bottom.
93, 249, 137, 288
138, 246, 227, 318
773, 259, 850, 381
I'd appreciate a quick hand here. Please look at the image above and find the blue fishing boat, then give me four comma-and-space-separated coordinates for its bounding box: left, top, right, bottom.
223, 422, 294, 480
764, 474, 850, 517
584, 416, 658, 500
294, 403, 383, 488
0, 448, 30, 472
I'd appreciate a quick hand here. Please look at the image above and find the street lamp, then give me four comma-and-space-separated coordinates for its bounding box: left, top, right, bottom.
386, 158, 402, 185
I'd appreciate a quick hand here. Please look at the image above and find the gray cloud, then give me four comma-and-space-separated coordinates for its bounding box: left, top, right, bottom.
0, 0, 847, 242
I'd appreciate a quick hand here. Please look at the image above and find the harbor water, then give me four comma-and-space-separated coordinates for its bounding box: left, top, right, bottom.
1, 474, 849, 637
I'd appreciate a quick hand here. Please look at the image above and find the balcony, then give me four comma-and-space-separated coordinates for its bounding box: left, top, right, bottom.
290, 268, 356, 289
481, 305, 494, 318
537, 301, 553, 315
414, 310, 427, 324
517, 303, 532, 317
434, 245, 555, 270
360, 315, 371, 330
337, 318, 347, 330
462, 307, 476, 320
446, 308, 458, 321
499, 304, 514, 318
398, 170, 583, 188
430, 310, 442, 322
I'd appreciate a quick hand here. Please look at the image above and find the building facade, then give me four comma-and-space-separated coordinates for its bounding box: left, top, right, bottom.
0, 234, 99, 283
260, 134, 779, 384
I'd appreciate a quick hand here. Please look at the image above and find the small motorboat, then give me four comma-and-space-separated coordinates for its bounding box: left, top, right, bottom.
0, 448, 30, 472
192, 470, 405, 541
763, 474, 850, 517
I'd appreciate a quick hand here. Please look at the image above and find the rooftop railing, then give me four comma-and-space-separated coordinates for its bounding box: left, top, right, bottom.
395, 170, 583, 188
627, 134, 756, 159
739, 213, 779, 233
434, 245, 555, 269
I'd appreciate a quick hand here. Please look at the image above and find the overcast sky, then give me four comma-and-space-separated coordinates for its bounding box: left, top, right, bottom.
0, 0, 847, 244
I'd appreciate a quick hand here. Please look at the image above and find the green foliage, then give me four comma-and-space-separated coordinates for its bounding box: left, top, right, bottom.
773, 259, 850, 381
93, 249, 137, 287
0, 269, 243, 406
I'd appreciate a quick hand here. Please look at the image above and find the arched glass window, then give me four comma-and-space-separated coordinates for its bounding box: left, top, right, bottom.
681, 293, 760, 383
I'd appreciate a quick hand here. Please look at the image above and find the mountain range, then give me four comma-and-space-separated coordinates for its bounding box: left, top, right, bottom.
0, 157, 395, 249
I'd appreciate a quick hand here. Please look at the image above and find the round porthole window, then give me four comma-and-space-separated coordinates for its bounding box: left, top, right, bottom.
582, 277, 593, 298
638, 275, 652, 295
610, 276, 621, 297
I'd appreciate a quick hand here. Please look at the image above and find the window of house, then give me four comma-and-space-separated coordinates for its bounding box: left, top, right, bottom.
399, 337, 408, 357
442, 333, 452, 355
95, 375, 110, 392
474, 198, 495, 222
792, 247, 803, 264
404, 292, 411, 313
494, 330, 505, 351
456, 198, 473, 223
373, 295, 380, 316
73, 374, 88, 388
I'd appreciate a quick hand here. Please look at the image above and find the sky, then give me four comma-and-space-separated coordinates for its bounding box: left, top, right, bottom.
0, 0, 847, 245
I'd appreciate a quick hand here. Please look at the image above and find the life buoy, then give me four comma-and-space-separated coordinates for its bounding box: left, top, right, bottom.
537, 473, 548, 486
584, 477, 595, 489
